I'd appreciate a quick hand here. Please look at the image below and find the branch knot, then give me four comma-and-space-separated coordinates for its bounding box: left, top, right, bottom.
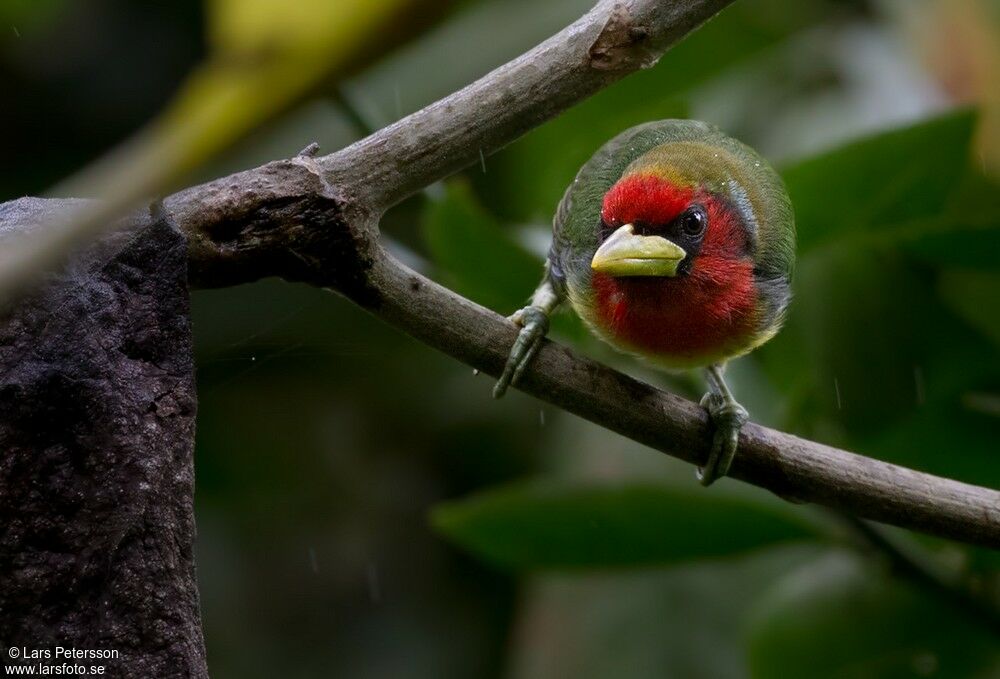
589, 3, 657, 71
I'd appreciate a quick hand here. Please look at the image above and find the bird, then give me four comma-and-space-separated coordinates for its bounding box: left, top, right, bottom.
492, 120, 795, 486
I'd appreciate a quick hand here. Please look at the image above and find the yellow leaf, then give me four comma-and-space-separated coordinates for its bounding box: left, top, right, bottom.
55, 0, 414, 213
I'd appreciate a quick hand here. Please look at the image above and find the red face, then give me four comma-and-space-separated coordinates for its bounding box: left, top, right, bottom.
599, 173, 751, 270
591, 173, 760, 363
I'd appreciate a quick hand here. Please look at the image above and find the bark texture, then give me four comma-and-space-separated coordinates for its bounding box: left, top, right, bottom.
0, 199, 206, 678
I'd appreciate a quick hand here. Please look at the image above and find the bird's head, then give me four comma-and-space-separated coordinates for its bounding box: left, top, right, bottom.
590, 149, 754, 281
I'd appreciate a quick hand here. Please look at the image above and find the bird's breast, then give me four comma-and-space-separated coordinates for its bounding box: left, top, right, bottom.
579, 260, 762, 368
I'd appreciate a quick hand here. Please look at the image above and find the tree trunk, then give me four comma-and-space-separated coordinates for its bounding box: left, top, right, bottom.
0, 199, 207, 678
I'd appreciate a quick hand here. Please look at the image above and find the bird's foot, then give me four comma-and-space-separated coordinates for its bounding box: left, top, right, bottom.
493, 306, 549, 399
697, 392, 749, 486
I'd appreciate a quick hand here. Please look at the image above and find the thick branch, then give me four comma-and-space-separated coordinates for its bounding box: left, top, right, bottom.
0, 199, 207, 677
166, 0, 735, 281
153, 0, 1000, 548
320, 0, 734, 209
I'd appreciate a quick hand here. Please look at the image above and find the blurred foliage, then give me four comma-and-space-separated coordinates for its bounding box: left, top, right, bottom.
782, 110, 974, 255
22, 0, 453, 289
173, 0, 406, 149
507, 545, 823, 679
747, 552, 1000, 678
432, 480, 818, 569
422, 182, 542, 314
475, 0, 827, 224
421, 181, 589, 342
0, 0, 64, 28
757, 111, 1000, 492
172, 0, 437, 170
4, 0, 1000, 677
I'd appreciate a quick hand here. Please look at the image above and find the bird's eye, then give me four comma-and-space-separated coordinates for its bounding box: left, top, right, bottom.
679, 207, 706, 237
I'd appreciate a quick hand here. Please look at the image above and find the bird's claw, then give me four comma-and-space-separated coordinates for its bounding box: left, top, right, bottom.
493, 306, 549, 399
697, 393, 749, 486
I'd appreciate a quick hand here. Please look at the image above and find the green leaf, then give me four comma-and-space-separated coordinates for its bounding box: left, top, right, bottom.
421, 180, 543, 314
0, 0, 64, 28
938, 269, 1000, 346
747, 552, 1000, 679
420, 180, 589, 344
758, 251, 929, 434
26, 0, 424, 308
754, 110, 1000, 487
430, 480, 818, 570
782, 110, 977, 256
755, 245, 1000, 486
898, 167, 1000, 271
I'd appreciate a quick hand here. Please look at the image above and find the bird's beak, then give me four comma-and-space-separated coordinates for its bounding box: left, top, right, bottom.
591, 224, 687, 277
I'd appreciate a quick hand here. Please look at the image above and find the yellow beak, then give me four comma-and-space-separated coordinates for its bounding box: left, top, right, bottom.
590, 224, 687, 277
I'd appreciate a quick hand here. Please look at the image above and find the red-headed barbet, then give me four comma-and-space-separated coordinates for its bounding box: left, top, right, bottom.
494, 120, 795, 486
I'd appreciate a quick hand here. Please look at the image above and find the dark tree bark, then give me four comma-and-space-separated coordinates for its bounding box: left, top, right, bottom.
0, 199, 206, 678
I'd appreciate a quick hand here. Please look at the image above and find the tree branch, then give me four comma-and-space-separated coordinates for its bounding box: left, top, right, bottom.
321, 0, 735, 210
151, 0, 1000, 549
366, 248, 1000, 549
167, 0, 737, 285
